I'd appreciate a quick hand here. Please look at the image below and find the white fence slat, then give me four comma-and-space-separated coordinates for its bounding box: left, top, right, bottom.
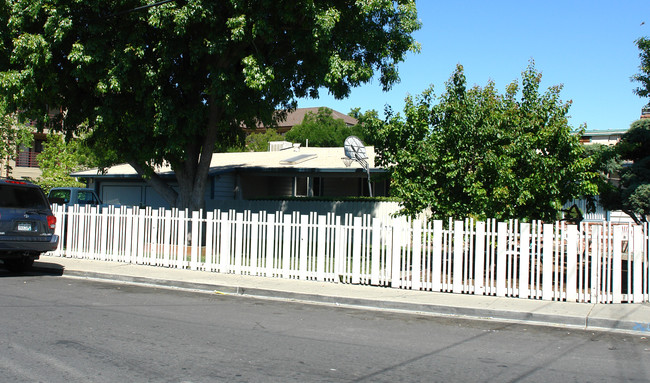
474, 221, 486, 295
137, 209, 146, 264
542, 224, 554, 300
351, 217, 362, 284
205, 211, 214, 271
370, 218, 381, 285
162, 209, 172, 267
265, 214, 276, 277
412, 220, 422, 290
431, 220, 443, 292
219, 212, 230, 272
496, 222, 507, 297
519, 223, 530, 299
282, 214, 291, 279
590, 225, 600, 303
453, 221, 464, 294
316, 215, 327, 282
299, 215, 309, 280
632, 225, 643, 303
566, 225, 578, 302
250, 213, 260, 276
391, 218, 402, 288
234, 212, 244, 275
190, 211, 200, 271
64, 206, 71, 257
613, 226, 623, 304
99, 207, 108, 261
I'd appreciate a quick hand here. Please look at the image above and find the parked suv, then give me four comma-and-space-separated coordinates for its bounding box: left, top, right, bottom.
0, 179, 59, 271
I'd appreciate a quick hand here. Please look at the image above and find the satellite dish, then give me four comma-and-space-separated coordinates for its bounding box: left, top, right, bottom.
342, 136, 373, 197
344, 136, 368, 161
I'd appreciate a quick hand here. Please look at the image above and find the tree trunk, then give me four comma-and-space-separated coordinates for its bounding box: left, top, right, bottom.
133, 102, 223, 212
128, 160, 178, 207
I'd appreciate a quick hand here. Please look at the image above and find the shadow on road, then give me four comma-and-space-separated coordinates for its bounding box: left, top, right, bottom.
0, 261, 64, 277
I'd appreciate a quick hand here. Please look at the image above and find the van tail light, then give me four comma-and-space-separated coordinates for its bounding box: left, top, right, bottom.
47, 215, 56, 230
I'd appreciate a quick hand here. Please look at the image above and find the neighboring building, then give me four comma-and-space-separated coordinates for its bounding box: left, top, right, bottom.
2, 107, 64, 180
579, 129, 626, 146
72, 146, 387, 210
1, 130, 47, 180
247, 107, 358, 134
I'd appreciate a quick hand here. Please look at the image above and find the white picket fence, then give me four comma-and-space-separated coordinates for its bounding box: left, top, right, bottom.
49, 205, 650, 304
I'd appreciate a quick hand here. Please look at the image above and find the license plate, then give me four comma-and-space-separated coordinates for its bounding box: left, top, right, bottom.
17, 223, 32, 231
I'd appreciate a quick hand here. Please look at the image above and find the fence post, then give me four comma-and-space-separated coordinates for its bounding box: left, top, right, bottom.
566, 225, 578, 302
205, 211, 214, 272
542, 224, 554, 300
453, 220, 464, 294
391, 217, 403, 289
162, 209, 172, 268
265, 213, 276, 277
350, 216, 362, 284
410, 219, 422, 291
100, 206, 108, 261
590, 225, 601, 302
125, 207, 135, 263
282, 214, 292, 279
190, 211, 200, 271
613, 226, 623, 304
431, 220, 443, 292
496, 222, 507, 297
299, 214, 309, 280
137, 208, 146, 265
65, 206, 74, 258
473, 221, 486, 295
519, 223, 530, 299
370, 217, 381, 285
234, 212, 244, 275
87, 206, 97, 259
219, 212, 230, 272
632, 225, 643, 303
250, 213, 259, 276
316, 215, 327, 282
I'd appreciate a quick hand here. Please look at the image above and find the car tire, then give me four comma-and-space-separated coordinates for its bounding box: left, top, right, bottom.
4, 257, 35, 272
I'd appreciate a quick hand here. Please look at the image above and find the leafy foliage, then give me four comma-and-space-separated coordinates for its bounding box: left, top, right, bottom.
0, 103, 33, 177
599, 119, 650, 223
285, 107, 358, 147
245, 129, 284, 152
35, 134, 96, 193
632, 37, 650, 100
366, 63, 598, 221
0, 0, 421, 209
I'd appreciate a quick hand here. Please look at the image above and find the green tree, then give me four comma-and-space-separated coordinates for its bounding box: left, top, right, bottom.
0, 0, 420, 210
599, 119, 650, 223
349, 107, 380, 142
632, 37, 650, 99
245, 129, 284, 152
368, 63, 597, 221
285, 107, 355, 147
35, 134, 96, 193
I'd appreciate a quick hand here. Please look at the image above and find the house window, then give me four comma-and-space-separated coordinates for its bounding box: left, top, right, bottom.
294, 176, 322, 197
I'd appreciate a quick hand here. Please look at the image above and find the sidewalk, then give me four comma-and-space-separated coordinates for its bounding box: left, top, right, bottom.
35, 255, 650, 335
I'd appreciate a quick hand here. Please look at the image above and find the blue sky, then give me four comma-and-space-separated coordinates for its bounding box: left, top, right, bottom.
299, 1, 649, 131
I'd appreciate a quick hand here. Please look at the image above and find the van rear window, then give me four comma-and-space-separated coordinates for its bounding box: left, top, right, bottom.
0, 185, 49, 209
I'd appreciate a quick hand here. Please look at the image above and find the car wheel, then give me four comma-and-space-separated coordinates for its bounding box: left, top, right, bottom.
4, 257, 35, 272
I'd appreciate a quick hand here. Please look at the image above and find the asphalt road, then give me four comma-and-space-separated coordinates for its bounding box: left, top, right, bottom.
0, 270, 648, 383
